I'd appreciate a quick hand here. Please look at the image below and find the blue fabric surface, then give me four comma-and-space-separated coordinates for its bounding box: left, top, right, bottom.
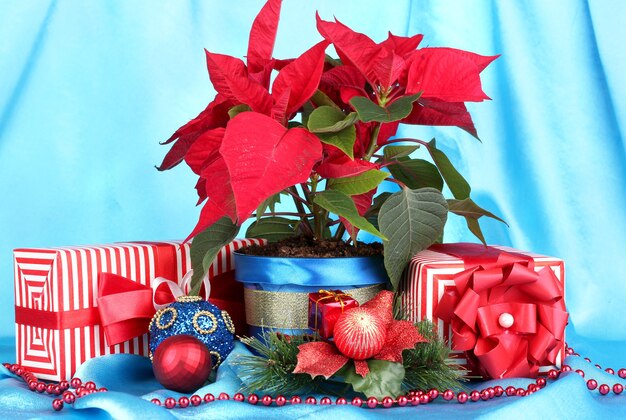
1, 340, 626, 419
1, 0, 625, 417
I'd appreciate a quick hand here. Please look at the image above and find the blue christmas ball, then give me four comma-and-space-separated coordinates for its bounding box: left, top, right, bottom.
149, 296, 235, 369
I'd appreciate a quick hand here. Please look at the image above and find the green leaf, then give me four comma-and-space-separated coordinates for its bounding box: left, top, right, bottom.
383, 145, 420, 160
364, 192, 393, 230
378, 188, 448, 290
228, 104, 251, 119
245, 217, 297, 242
255, 193, 283, 221
189, 217, 240, 295
311, 89, 341, 110
287, 121, 304, 129
328, 169, 389, 196
369, 192, 393, 214
301, 101, 315, 127
308, 107, 358, 134
342, 360, 405, 399
317, 129, 357, 159
388, 158, 444, 191
425, 139, 471, 199
350, 94, 421, 123
314, 190, 385, 239
307, 106, 357, 158
324, 54, 343, 67
447, 198, 508, 245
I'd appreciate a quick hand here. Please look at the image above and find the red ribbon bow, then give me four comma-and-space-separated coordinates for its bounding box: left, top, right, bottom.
97, 273, 191, 346
432, 243, 569, 379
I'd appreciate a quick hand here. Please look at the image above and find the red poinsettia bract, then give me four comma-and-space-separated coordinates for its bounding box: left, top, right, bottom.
293, 291, 427, 379
316, 15, 498, 137
158, 0, 499, 245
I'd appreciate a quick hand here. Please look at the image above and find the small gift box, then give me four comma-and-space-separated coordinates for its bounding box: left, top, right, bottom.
308, 290, 359, 338
399, 243, 568, 379
13, 239, 261, 380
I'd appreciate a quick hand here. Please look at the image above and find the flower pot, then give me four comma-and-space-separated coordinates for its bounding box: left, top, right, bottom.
233, 252, 388, 338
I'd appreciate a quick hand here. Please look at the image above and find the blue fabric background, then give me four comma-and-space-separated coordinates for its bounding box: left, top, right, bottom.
1, 0, 625, 417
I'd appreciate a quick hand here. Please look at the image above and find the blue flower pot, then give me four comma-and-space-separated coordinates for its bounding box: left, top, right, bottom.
234, 252, 389, 339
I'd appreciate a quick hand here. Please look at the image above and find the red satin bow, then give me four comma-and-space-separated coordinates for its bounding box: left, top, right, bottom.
97, 273, 188, 346
432, 243, 569, 379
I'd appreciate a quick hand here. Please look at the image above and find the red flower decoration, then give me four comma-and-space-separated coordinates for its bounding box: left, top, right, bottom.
293, 291, 426, 378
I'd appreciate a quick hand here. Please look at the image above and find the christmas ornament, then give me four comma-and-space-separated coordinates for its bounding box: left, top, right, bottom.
149, 296, 235, 369
152, 335, 212, 393
333, 307, 386, 359
294, 290, 427, 380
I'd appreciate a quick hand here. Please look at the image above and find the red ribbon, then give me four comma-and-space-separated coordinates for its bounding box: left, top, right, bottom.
431, 243, 568, 379
14, 306, 100, 330
97, 271, 247, 346
14, 242, 178, 333
97, 273, 181, 346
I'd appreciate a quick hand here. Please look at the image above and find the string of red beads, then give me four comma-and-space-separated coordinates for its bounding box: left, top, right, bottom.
4, 344, 626, 412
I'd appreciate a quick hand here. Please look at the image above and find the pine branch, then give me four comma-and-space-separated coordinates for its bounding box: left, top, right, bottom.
233, 333, 326, 396
394, 293, 467, 391
401, 320, 468, 392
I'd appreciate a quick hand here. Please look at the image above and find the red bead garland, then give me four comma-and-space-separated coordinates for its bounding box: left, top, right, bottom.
290, 395, 301, 404
4, 343, 626, 412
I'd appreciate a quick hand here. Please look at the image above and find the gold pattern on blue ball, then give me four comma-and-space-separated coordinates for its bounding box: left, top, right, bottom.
221, 310, 235, 334
155, 307, 178, 330
193, 310, 218, 335
148, 299, 235, 369
176, 295, 202, 303
209, 350, 222, 367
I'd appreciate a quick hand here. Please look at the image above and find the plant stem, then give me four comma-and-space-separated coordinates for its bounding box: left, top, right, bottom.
316, 209, 328, 240
306, 176, 330, 241
384, 138, 428, 146
288, 186, 314, 236
383, 177, 406, 188
333, 223, 346, 241
299, 183, 313, 204
250, 212, 313, 218
284, 188, 309, 205
364, 124, 382, 161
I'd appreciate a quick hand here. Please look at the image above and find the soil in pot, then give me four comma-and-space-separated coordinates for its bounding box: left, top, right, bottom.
237, 236, 383, 258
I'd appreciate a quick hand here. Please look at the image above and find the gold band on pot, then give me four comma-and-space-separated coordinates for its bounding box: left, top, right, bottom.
244, 283, 385, 329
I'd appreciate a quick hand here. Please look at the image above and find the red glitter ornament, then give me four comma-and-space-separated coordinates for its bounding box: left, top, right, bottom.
333, 307, 386, 360
152, 335, 212, 393
294, 290, 426, 379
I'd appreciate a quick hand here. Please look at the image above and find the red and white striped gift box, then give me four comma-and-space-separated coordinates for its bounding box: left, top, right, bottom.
13, 239, 262, 381
399, 244, 566, 377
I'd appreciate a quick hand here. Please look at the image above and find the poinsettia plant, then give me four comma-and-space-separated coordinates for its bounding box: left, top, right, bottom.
158, 0, 504, 293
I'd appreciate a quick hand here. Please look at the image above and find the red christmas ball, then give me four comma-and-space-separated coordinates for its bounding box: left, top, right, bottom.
152, 335, 212, 393
333, 307, 386, 360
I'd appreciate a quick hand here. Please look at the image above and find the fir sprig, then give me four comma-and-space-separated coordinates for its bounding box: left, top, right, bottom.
234, 333, 324, 396
393, 294, 467, 391
401, 320, 467, 392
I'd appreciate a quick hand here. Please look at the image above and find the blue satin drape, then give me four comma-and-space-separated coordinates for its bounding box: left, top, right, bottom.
1, 0, 625, 417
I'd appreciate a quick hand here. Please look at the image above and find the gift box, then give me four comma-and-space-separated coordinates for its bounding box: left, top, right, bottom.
307, 290, 359, 338
13, 239, 262, 381
399, 243, 568, 379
